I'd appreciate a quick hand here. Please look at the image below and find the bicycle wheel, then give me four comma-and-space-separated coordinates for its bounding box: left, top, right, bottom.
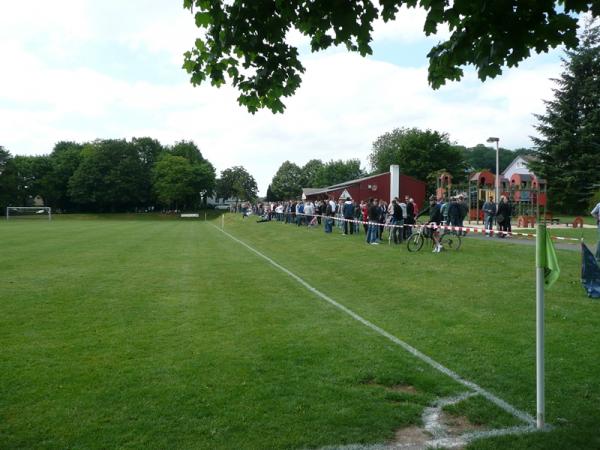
440, 231, 462, 250
406, 232, 424, 252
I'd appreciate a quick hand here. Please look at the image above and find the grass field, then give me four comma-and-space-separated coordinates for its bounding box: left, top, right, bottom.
1, 214, 599, 449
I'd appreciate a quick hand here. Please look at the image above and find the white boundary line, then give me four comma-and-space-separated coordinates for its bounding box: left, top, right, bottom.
212, 224, 536, 427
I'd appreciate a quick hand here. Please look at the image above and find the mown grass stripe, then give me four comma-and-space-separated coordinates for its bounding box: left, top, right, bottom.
215, 224, 537, 427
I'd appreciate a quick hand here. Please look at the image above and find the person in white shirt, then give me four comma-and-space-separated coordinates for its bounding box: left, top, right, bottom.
304, 201, 314, 224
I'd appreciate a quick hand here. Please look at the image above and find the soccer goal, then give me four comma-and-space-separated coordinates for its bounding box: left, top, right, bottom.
6, 206, 52, 221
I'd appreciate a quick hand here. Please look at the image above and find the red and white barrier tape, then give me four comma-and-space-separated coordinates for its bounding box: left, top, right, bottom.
286, 212, 583, 243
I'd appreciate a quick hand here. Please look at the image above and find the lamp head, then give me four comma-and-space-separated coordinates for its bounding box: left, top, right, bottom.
487, 137, 499, 143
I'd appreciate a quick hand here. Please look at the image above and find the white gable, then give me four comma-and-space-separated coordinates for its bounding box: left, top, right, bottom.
503, 156, 534, 179
339, 189, 352, 199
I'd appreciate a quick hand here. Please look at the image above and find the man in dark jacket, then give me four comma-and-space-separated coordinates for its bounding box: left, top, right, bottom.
367, 198, 380, 244
404, 195, 415, 239
496, 195, 512, 238
429, 198, 443, 253
391, 199, 404, 244
342, 198, 355, 235
448, 196, 461, 227
324, 201, 334, 233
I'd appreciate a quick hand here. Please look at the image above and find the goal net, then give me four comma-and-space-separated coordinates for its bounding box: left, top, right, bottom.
6, 206, 52, 220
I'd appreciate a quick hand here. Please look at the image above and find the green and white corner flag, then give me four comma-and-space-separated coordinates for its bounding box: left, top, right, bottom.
537, 225, 560, 288
535, 223, 559, 429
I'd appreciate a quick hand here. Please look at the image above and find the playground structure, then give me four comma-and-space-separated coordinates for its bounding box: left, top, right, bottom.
434, 170, 568, 228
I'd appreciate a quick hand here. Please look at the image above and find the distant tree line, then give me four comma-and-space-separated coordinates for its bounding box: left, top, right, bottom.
0, 138, 256, 213
266, 133, 534, 201
266, 159, 364, 200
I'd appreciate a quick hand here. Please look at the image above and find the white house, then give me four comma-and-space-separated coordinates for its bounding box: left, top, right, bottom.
502, 155, 537, 179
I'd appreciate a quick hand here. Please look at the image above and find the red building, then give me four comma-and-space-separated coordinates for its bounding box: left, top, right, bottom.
302, 165, 426, 207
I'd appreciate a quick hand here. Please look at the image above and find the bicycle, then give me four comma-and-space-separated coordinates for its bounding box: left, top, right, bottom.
406, 222, 461, 252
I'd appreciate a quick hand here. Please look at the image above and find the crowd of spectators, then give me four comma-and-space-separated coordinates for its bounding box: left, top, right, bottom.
245, 196, 421, 245
242, 193, 517, 250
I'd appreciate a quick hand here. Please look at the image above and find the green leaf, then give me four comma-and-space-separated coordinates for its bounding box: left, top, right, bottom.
195, 12, 212, 28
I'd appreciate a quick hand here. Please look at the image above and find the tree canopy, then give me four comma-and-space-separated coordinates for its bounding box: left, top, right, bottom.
529, 18, 600, 214
216, 166, 259, 202
68, 140, 149, 211
152, 155, 205, 209
0, 137, 221, 213
270, 161, 305, 200
268, 158, 365, 200
302, 158, 364, 188
183, 0, 599, 113
369, 127, 467, 191
0, 147, 18, 211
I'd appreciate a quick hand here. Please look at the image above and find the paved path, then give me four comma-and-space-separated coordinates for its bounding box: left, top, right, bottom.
464, 232, 582, 252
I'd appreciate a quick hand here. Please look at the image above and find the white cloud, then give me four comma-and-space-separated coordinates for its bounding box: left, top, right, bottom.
0, 0, 564, 196
372, 5, 450, 43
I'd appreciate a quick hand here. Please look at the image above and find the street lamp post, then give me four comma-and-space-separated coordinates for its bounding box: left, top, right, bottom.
487, 137, 500, 202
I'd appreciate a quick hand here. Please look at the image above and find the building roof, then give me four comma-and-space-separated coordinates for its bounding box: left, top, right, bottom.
302, 172, 389, 197
501, 154, 538, 176
302, 187, 328, 196
325, 171, 388, 190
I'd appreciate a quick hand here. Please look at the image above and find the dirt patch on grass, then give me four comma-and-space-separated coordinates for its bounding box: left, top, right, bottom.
389, 384, 418, 394
440, 411, 484, 436
359, 379, 419, 395
391, 425, 430, 449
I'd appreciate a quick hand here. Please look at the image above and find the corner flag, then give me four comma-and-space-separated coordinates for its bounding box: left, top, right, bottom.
544, 229, 560, 288
535, 223, 559, 429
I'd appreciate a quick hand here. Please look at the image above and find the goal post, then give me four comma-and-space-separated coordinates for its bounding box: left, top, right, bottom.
6, 206, 52, 221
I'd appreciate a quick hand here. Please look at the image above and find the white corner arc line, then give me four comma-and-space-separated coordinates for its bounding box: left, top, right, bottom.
213, 225, 536, 427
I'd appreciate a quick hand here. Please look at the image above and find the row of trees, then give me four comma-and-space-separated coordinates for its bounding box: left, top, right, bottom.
266, 131, 533, 201
266, 159, 364, 200
0, 138, 258, 212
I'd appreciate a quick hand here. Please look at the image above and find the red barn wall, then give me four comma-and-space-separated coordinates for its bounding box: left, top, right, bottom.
357, 173, 390, 203
399, 174, 426, 208
307, 170, 426, 207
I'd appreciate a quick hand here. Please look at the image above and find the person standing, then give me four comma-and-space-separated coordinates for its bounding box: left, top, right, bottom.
296, 201, 304, 226
404, 195, 415, 240
448, 196, 461, 228
482, 195, 496, 236
324, 200, 334, 233
441, 198, 450, 224
315, 200, 323, 225
497, 195, 512, 238
367, 198, 380, 244
304, 201, 314, 225
398, 197, 407, 241
458, 195, 468, 235
591, 200, 600, 260
353, 200, 362, 234
336, 199, 344, 230
342, 198, 355, 235
429, 197, 444, 252
378, 200, 387, 240
361, 200, 369, 234
390, 199, 403, 244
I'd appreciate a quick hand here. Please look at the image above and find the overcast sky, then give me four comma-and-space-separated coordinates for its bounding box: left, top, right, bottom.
0, 1, 568, 195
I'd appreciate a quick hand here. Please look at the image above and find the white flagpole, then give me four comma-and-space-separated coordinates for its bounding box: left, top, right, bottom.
535, 224, 545, 429
221, 214, 224, 229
